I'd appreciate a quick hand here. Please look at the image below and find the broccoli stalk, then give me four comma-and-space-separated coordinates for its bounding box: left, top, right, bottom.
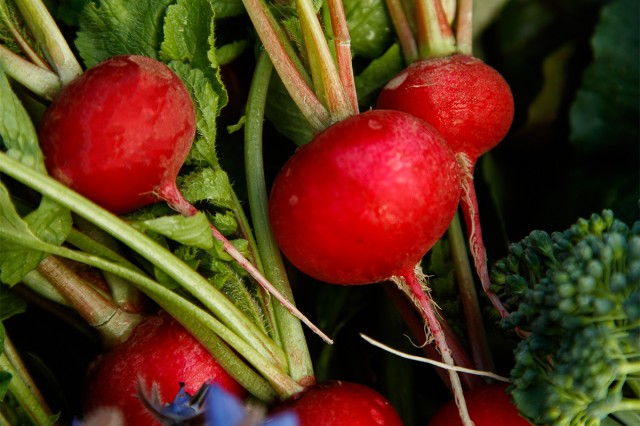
491, 210, 640, 425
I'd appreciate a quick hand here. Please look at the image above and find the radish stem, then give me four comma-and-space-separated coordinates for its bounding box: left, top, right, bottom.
447, 211, 495, 373
326, 0, 359, 114
456, 153, 510, 320
245, 51, 316, 386
240, 0, 330, 130
455, 0, 473, 55
384, 0, 419, 64
394, 266, 472, 426
415, 0, 456, 58
156, 182, 333, 345
13, 0, 82, 84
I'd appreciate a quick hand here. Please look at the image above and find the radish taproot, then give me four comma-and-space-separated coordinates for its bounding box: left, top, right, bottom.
82, 311, 246, 425
268, 109, 461, 285
38, 54, 196, 215
271, 381, 403, 425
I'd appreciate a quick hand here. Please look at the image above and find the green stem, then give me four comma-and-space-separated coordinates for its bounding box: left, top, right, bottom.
244, 50, 316, 387
415, 0, 457, 59
447, 211, 494, 374
1, 226, 300, 400
296, 0, 352, 123
0, 338, 53, 426
0, 45, 61, 100
0, 151, 287, 373
455, 0, 474, 55
0, 0, 49, 69
240, 0, 330, 131
13, 0, 82, 85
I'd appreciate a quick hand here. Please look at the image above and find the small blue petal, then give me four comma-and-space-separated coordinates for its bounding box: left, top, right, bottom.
262, 411, 299, 426
205, 385, 246, 426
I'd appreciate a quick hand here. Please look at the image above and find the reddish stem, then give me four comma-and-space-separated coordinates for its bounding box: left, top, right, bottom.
394, 266, 472, 426
384, 0, 419, 64
456, 154, 510, 320
37, 255, 143, 347
156, 182, 333, 345
447, 211, 495, 373
383, 283, 485, 391
326, 0, 359, 114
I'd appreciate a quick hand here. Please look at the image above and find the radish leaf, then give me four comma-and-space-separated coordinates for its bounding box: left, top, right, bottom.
75, 0, 173, 67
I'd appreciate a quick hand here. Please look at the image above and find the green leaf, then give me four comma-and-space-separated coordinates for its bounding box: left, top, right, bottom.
24, 197, 72, 246
210, 0, 245, 19
178, 167, 234, 210
75, 0, 174, 68
0, 67, 44, 172
169, 61, 223, 167
569, 0, 639, 154
136, 212, 214, 250
0, 182, 48, 285
354, 43, 404, 109
160, 0, 216, 73
0, 290, 26, 322
265, 75, 315, 146
344, 0, 394, 59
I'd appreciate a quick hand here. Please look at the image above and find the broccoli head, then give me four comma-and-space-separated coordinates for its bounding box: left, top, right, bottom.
490, 210, 640, 425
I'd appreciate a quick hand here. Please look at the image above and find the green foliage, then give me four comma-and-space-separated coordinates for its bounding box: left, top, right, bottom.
491, 210, 640, 425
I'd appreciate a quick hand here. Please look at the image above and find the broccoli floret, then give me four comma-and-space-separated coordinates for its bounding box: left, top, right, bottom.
490, 210, 640, 425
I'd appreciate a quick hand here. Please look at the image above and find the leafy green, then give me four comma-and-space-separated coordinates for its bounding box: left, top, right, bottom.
178, 167, 235, 210
354, 43, 404, 109
135, 212, 215, 250
569, 0, 639, 153
160, 0, 217, 74
0, 67, 44, 172
344, 0, 394, 59
265, 75, 315, 146
75, 0, 174, 67
0, 290, 26, 322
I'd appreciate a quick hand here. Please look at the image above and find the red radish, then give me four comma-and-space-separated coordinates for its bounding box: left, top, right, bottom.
269, 109, 461, 285
272, 381, 403, 425
38, 54, 196, 215
376, 54, 514, 164
82, 311, 245, 425
376, 54, 515, 319
428, 383, 531, 426
37, 54, 325, 340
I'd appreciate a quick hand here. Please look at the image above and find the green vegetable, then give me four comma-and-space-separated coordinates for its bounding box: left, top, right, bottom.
491, 210, 640, 425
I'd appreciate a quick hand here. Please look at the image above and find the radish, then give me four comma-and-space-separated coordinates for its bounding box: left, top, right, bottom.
268, 109, 460, 285
82, 311, 246, 425
428, 383, 531, 426
271, 381, 403, 425
37, 54, 196, 215
376, 0, 516, 323
37, 53, 328, 343
376, 54, 514, 164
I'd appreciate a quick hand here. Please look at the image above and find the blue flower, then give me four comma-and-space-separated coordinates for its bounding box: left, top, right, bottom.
205, 385, 298, 426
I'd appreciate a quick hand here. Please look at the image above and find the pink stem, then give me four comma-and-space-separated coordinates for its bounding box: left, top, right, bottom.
156, 182, 333, 344
326, 0, 359, 114
383, 283, 485, 391
456, 153, 510, 320
384, 0, 419, 64
395, 266, 473, 426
